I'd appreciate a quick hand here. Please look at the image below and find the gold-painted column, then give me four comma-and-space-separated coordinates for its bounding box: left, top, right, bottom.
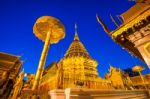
138, 71, 147, 90
32, 31, 51, 90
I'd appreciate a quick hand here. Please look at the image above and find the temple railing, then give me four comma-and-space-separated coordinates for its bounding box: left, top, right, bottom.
50, 88, 150, 99
19, 88, 150, 99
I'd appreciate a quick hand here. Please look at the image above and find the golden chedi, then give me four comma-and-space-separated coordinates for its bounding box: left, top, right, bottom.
39, 24, 112, 90
58, 24, 111, 89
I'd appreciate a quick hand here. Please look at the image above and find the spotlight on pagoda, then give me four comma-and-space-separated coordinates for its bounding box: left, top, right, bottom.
32, 16, 65, 91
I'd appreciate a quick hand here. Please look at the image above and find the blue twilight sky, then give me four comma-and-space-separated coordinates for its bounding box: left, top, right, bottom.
0, 0, 149, 77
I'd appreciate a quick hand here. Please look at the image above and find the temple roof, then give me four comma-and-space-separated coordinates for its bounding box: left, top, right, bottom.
64, 25, 92, 59
0, 52, 21, 70
0, 52, 20, 62
41, 62, 58, 83
121, 1, 150, 24
0, 52, 22, 80
43, 62, 58, 75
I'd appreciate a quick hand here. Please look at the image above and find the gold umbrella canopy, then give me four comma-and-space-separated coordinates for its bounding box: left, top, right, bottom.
132, 65, 145, 72
33, 16, 65, 44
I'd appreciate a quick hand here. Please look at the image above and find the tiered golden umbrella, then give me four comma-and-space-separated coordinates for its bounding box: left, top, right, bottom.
132, 65, 147, 89
32, 16, 65, 92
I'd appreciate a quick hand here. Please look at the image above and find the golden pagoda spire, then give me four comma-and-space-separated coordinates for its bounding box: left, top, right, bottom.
59, 23, 99, 89
74, 23, 80, 41
64, 24, 91, 58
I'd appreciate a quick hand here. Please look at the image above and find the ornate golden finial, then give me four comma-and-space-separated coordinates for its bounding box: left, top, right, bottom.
75, 23, 77, 33
109, 64, 116, 72
74, 23, 80, 41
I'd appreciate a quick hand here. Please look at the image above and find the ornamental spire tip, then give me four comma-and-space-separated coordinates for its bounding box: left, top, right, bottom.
74, 23, 79, 40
